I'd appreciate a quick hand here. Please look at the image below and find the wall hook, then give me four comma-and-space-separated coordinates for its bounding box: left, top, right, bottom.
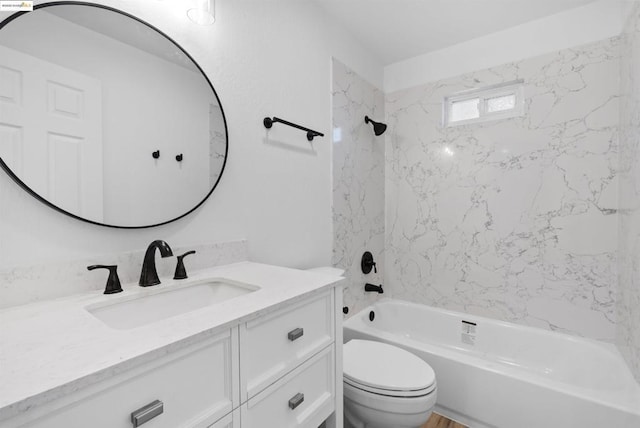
152, 150, 160, 159
176, 154, 183, 162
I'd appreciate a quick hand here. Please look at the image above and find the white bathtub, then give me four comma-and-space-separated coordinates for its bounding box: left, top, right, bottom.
343, 299, 640, 428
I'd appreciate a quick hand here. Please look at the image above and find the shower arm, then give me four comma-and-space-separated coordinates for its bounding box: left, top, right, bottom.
364, 115, 387, 136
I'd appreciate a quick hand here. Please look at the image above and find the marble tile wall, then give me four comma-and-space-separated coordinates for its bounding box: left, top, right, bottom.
385, 38, 620, 341
332, 59, 385, 316
0, 240, 248, 309
618, 2, 640, 381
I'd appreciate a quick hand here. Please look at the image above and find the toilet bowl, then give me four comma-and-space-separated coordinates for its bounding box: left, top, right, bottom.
343, 339, 437, 428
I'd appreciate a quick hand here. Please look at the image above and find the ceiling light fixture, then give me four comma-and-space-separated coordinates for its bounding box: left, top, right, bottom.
187, 0, 215, 25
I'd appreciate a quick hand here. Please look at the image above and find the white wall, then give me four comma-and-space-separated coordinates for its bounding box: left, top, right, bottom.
0, 0, 383, 270
384, 0, 624, 93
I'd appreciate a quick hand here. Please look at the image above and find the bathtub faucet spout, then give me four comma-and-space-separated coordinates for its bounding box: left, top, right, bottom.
365, 283, 384, 293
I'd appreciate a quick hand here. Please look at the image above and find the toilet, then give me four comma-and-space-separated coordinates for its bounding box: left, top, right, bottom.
343, 339, 437, 428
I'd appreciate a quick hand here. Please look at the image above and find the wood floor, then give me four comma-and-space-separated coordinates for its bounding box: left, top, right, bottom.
422, 412, 467, 428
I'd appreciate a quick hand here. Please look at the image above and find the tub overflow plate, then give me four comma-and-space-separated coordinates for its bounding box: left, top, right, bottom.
461, 320, 477, 345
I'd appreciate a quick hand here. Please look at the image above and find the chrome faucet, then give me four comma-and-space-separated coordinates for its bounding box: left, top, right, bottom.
139, 240, 173, 287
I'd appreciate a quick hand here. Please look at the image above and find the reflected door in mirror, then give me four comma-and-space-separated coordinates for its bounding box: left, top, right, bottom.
0, 44, 104, 221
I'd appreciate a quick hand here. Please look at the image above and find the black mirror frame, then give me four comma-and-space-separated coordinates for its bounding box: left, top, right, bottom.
0, 1, 229, 229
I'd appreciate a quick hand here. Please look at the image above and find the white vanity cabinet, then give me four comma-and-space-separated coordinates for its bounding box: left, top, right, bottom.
209, 410, 240, 428
10, 329, 239, 428
3, 287, 342, 428
241, 345, 335, 428
240, 291, 337, 427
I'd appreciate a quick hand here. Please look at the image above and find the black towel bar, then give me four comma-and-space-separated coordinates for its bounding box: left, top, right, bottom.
263, 116, 324, 141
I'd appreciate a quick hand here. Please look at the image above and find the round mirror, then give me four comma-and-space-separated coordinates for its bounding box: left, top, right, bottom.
0, 2, 228, 228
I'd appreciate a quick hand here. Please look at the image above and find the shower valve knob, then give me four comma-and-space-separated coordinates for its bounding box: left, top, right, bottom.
361, 251, 377, 274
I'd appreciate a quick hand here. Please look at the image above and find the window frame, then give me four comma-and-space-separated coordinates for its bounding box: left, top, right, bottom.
443, 80, 525, 127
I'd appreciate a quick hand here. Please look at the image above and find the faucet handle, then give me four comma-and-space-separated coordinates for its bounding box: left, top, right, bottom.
174, 251, 196, 280
88, 265, 123, 294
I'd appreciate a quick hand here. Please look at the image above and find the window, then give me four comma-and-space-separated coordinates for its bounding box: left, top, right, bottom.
443, 81, 524, 127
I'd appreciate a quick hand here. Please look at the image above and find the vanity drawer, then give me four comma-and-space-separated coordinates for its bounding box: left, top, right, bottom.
241, 345, 335, 428
20, 329, 238, 428
240, 291, 334, 399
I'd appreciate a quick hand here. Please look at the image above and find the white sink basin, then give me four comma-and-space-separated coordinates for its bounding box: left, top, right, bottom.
86, 279, 258, 330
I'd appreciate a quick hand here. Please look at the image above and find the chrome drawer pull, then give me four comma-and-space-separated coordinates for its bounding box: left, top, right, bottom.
288, 392, 304, 410
131, 400, 164, 427
288, 327, 304, 341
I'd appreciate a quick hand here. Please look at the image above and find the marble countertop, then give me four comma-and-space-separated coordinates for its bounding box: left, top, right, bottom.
0, 261, 342, 422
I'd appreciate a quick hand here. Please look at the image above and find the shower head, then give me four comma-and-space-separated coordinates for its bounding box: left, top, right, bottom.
365, 116, 387, 136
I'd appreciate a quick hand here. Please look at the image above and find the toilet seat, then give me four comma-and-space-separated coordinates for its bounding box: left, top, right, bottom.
343, 340, 436, 398
345, 377, 435, 397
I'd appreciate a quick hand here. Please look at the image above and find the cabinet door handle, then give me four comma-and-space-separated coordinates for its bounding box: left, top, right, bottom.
287, 327, 304, 341
131, 400, 164, 427
288, 392, 304, 410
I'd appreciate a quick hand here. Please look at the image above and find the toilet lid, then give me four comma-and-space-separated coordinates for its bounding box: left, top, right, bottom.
343, 340, 436, 395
